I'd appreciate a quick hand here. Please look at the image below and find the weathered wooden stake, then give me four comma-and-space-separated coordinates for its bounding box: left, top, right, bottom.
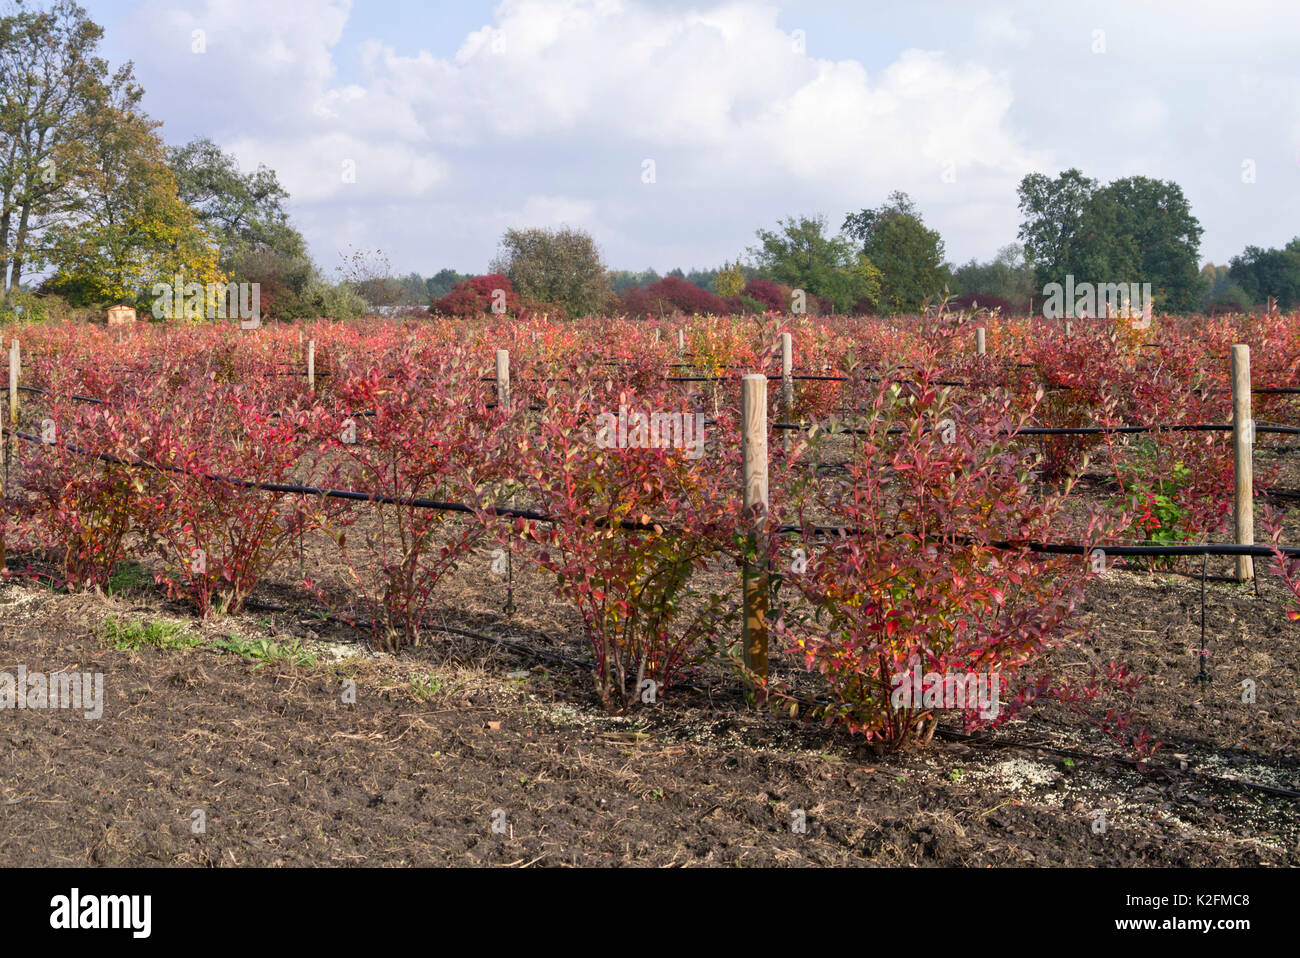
0, 338, 10, 568
496, 349, 511, 410
741, 374, 769, 683
1232, 344, 1254, 582
781, 332, 793, 412
7, 339, 17, 428
307, 340, 316, 392
976, 327, 986, 356
678, 328, 685, 353
3, 339, 16, 516
780, 332, 794, 452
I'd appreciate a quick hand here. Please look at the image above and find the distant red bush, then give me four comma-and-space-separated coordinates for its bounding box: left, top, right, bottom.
431, 274, 520, 317
743, 278, 788, 312
620, 276, 726, 318
948, 293, 1019, 316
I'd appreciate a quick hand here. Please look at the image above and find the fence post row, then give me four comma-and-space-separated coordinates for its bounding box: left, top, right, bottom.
1232, 344, 1254, 583
741, 373, 769, 684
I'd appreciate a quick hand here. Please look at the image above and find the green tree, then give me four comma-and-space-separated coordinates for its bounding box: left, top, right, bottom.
39, 90, 222, 308
0, 0, 135, 292
606, 268, 660, 293
1017, 169, 1205, 310
491, 226, 610, 318
397, 271, 427, 306
1016, 169, 1125, 289
1229, 241, 1300, 310
842, 192, 949, 313
168, 136, 305, 266
951, 243, 1036, 309
1100, 176, 1204, 312
426, 268, 469, 300
749, 214, 878, 313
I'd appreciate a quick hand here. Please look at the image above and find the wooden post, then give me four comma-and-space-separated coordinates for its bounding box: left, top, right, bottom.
780, 332, 794, 452
781, 332, 793, 413
307, 340, 316, 392
1232, 344, 1254, 582
3, 339, 16, 515
741, 374, 769, 683
975, 327, 986, 356
496, 349, 510, 410
678, 328, 685, 354
7, 339, 16, 428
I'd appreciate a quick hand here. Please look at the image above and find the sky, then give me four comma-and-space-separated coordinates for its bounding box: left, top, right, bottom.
81, 0, 1300, 278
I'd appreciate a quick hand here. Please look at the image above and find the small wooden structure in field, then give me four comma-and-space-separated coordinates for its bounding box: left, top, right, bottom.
107, 305, 137, 326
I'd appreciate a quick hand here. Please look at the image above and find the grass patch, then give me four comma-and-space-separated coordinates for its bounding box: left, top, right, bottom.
98, 616, 318, 668
207, 635, 318, 668
98, 615, 203, 651
106, 561, 153, 597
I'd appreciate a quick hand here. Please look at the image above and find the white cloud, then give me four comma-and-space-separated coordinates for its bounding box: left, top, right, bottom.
102, 0, 1300, 272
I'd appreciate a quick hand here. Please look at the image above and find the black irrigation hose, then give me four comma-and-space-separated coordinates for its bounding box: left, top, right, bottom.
11, 423, 1300, 561
774, 518, 1300, 557
1, 427, 668, 533
771, 420, 1300, 437
0, 384, 109, 405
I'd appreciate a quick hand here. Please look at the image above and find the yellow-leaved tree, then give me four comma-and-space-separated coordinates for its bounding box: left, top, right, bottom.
713, 259, 747, 298
41, 90, 222, 311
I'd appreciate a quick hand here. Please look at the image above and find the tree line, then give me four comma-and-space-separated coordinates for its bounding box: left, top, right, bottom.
3, 2, 1296, 323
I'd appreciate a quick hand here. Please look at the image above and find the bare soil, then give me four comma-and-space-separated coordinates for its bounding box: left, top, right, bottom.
0, 545, 1296, 867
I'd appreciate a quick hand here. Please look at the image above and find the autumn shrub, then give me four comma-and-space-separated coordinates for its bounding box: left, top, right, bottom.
11, 405, 144, 590
742, 278, 789, 312
323, 347, 512, 650
509, 368, 740, 710
621, 276, 726, 318
777, 366, 1119, 749
83, 364, 346, 616
430, 274, 521, 318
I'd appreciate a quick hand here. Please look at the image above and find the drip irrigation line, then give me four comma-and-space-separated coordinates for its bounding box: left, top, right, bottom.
8, 427, 1300, 559
771, 419, 1300, 437
776, 519, 1300, 558
0, 384, 109, 405
1, 427, 667, 533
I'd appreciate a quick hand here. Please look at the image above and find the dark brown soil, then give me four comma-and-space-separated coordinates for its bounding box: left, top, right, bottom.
0, 554, 1296, 867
